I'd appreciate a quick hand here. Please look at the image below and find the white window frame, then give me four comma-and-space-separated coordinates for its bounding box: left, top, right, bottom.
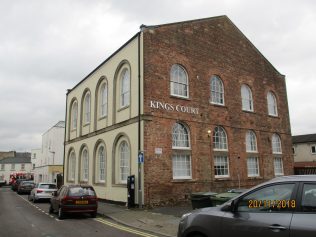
214, 156, 230, 178
98, 145, 106, 183
247, 157, 259, 177
71, 101, 78, 130
21, 163, 25, 171
311, 145, 316, 154
274, 157, 284, 176
1, 164, 5, 170
119, 141, 130, 184
120, 69, 130, 108
172, 123, 190, 149
84, 93, 91, 124
213, 126, 228, 151
69, 152, 76, 181
246, 130, 257, 152
241, 84, 254, 112
81, 149, 89, 182
170, 64, 189, 98
210, 76, 224, 105
172, 154, 192, 179
267, 91, 278, 116
272, 134, 282, 154
100, 83, 108, 118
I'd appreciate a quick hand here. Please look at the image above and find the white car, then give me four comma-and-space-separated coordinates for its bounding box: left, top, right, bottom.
28, 183, 58, 202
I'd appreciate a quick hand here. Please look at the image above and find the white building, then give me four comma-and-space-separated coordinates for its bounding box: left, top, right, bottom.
32, 121, 65, 183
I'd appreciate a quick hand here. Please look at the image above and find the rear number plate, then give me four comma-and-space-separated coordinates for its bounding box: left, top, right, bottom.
75, 200, 88, 204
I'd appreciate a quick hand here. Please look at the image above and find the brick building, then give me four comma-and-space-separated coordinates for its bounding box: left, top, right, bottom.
64, 16, 293, 207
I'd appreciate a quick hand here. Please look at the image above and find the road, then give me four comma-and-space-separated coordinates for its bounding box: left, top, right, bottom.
0, 187, 159, 237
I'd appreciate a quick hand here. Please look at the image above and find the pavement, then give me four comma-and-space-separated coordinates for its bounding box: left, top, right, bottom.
97, 201, 192, 237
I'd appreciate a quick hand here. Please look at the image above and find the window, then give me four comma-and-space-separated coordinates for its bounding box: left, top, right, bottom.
68, 151, 76, 181
214, 156, 229, 178
172, 123, 190, 148
98, 145, 106, 182
120, 69, 130, 108
170, 64, 189, 98
81, 149, 89, 182
247, 157, 259, 177
274, 157, 284, 176
119, 141, 130, 184
272, 134, 282, 154
246, 130, 257, 152
267, 91, 278, 116
84, 93, 91, 124
301, 184, 316, 212
1, 164, 4, 170
237, 183, 295, 212
100, 83, 108, 118
32, 164, 35, 170
210, 76, 224, 105
21, 164, 25, 170
172, 154, 191, 179
311, 145, 316, 154
241, 84, 253, 111
71, 101, 78, 129
213, 126, 228, 150
11, 164, 15, 170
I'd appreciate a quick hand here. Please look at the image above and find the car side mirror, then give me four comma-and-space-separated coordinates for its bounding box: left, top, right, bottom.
221, 199, 238, 212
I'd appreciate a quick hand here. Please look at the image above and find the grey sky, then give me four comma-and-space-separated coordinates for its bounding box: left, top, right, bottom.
0, 0, 315, 151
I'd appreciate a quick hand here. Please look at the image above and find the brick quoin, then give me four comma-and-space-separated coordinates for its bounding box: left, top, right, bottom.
141, 16, 293, 207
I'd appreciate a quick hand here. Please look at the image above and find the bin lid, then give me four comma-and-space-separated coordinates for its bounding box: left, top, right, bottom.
212, 192, 239, 199
191, 191, 218, 197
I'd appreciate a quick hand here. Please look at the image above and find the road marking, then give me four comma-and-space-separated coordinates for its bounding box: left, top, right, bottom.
95, 218, 159, 237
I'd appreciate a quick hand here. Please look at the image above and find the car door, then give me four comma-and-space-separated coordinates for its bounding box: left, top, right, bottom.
221, 182, 298, 237
290, 182, 316, 237
52, 186, 66, 210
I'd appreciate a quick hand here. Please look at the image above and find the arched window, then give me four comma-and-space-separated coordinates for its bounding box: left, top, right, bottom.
71, 101, 78, 129
213, 126, 228, 150
170, 64, 189, 98
68, 151, 76, 181
246, 130, 257, 152
100, 83, 108, 118
267, 91, 278, 116
97, 145, 106, 182
210, 76, 224, 105
84, 92, 91, 124
81, 148, 89, 181
272, 134, 282, 154
119, 141, 130, 183
241, 84, 253, 111
120, 69, 130, 108
172, 123, 190, 148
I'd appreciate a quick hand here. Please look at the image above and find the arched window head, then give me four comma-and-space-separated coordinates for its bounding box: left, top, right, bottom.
69, 151, 76, 181
71, 101, 78, 129
172, 123, 190, 148
210, 76, 224, 105
272, 134, 282, 154
119, 141, 130, 183
213, 127, 228, 150
84, 92, 91, 124
267, 91, 278, 116
241, 84, 253, 111
98, 145, 106, 182
81, 149, 89, 181
100, 83, 108, 118
246, 130, 257, 152
120, 69, 130, 108
170, 64, 189, 98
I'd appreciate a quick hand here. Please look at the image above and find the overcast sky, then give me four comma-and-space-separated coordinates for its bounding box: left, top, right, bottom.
0, 0, 315, 151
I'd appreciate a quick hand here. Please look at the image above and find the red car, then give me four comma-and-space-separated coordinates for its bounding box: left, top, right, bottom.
49, 184, 98, 219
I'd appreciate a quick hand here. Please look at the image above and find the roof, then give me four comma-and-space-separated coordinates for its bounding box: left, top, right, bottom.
0, 156, 31, 164
54, 121, 65, 128
292, 134, 316, 144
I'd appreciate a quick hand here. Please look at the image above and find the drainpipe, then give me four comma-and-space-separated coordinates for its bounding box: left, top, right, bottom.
137, 31, 142, 208
63, 91, 69, 186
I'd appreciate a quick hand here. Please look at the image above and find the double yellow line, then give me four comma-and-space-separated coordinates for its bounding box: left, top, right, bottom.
95, 218, 159, 237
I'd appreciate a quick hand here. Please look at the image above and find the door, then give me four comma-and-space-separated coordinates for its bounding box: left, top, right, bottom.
221, 182, 297, 237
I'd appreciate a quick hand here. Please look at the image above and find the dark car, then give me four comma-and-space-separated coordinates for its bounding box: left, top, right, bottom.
17, 180, 35, 194
11, 179, 28, 191
49, 184, 98, 219
178, 175, 316, 237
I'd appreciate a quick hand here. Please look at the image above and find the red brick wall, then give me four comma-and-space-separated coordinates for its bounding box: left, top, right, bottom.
142, 16, 293, 206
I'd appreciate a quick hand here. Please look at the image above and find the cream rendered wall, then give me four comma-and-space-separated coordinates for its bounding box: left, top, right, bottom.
294, 143, 316, 162
65, 33, 144, 203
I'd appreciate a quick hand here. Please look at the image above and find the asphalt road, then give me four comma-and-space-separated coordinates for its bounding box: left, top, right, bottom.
0, 187, 159, 237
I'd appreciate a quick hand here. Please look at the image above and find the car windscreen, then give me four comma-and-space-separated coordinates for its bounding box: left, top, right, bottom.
68, 187, 96, 197
39, 184, 57, 189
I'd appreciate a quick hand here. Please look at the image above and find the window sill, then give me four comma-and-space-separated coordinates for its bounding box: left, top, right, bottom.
171, 178, 193, 182
83, 122, 90, 127
214, 176, 230, 180
112, 183, 127, 188
268, 114, 279, 118
247, 176, 262, 180
242, 109, 255, 114
170, 95, 190, 101
209, 102, 226, 108
98, 115, 108, 121
118, 105, 130, 112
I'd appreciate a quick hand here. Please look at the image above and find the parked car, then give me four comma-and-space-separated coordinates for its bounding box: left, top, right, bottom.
11, 179, 28, 191
49, 184, 98, 219
17, 180, 35, 194
178, 175, 316, 237
28, 183, 58, 202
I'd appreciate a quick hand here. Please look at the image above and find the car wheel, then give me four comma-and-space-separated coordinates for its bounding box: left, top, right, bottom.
90, 212, 97, 218
33, 197, 37, 203
49, 204, 54, 214
58, 207, 64, 220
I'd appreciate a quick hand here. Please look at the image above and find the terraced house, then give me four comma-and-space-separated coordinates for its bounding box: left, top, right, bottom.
64, 16, 293, 206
